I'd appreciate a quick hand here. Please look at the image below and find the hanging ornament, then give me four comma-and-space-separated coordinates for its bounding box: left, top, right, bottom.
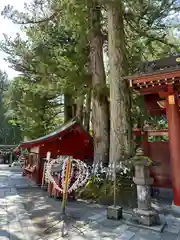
46, 154, 89, 194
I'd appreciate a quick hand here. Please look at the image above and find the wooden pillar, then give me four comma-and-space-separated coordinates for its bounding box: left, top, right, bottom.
166, 94, 180, 206
9, 151, 13, 165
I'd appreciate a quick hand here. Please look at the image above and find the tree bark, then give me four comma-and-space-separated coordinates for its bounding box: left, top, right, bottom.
89, 1, 109, 166
64, 93, 73, 123
84, 89, 91, 132
107, 0, 132, 164
75, 95, 84, 123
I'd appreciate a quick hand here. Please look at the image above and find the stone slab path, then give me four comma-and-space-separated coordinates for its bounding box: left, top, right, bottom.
1, 164, 180, 239
0, 165, 39, 240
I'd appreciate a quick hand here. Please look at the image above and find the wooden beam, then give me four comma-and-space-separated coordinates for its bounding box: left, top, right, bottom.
148, 131, 168, 137
0, 145, 17, 149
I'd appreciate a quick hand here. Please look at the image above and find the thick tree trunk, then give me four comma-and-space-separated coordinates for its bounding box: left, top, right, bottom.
64, 93, 73, 123
107, 1, 132, 164
84, 89, 91, 132
89, 1, 109, 166
76, 95, 84, 123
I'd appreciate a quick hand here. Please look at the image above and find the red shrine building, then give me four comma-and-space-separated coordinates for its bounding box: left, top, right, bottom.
19, 120, 93, 186
20, 120, 93, 160
126, 56, 180, 207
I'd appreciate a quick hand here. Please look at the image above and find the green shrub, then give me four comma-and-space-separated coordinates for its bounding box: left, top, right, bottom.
77, 168, 137, 209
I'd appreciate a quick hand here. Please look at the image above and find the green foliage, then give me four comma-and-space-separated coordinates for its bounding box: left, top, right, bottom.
77, 170, 136, 208
123, 0, 180, 72
0, 0, 91, 139
4, 76, 64, 139
0, 70, 22, 144
0, 0, 180, 141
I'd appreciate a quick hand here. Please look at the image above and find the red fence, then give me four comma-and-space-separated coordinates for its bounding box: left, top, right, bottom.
147, 142, 171, 188
135, 129, 172, 189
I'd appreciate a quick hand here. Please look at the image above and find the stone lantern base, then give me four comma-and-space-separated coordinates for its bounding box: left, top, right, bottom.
132, 208, 160, 226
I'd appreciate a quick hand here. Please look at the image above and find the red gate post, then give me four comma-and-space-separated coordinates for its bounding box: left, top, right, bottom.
166, 94, 180, 206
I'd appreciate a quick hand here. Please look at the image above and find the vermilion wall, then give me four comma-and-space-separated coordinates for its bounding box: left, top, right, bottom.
22, 123, 94, 162
39, 131, 93, 160
144, 142, 172, 188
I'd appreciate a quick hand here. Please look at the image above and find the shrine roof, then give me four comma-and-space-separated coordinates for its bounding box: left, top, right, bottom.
126, 55, 180, 116
125, 68, 180, 95
20, 119, 92, 148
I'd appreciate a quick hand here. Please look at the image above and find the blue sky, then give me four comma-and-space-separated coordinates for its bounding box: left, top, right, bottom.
0, 0, 26, 79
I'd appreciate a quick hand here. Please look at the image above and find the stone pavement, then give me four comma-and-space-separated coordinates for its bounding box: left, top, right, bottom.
18, 187, 180, 240
0, 165, 39, 240
1, 164, 180, 239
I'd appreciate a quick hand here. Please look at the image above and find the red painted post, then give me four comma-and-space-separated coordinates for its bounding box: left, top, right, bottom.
166, 94, 180, 206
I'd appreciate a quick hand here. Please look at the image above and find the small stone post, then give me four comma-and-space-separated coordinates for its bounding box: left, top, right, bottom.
107, 162, 122, 220
132, 148, 160, 226
9, 151, 13, 165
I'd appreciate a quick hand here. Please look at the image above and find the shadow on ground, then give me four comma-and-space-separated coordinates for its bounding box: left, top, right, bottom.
0, 229, 28, 240
17, 187, 111, 238
17, 186, 180, 239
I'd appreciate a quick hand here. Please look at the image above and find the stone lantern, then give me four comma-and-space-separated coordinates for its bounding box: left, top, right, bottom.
131, 148, 160, 226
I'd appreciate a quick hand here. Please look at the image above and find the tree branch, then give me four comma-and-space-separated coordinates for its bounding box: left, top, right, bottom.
14, 12, 57, 25
125, 16, 178, 50
139, 31, 178, 49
